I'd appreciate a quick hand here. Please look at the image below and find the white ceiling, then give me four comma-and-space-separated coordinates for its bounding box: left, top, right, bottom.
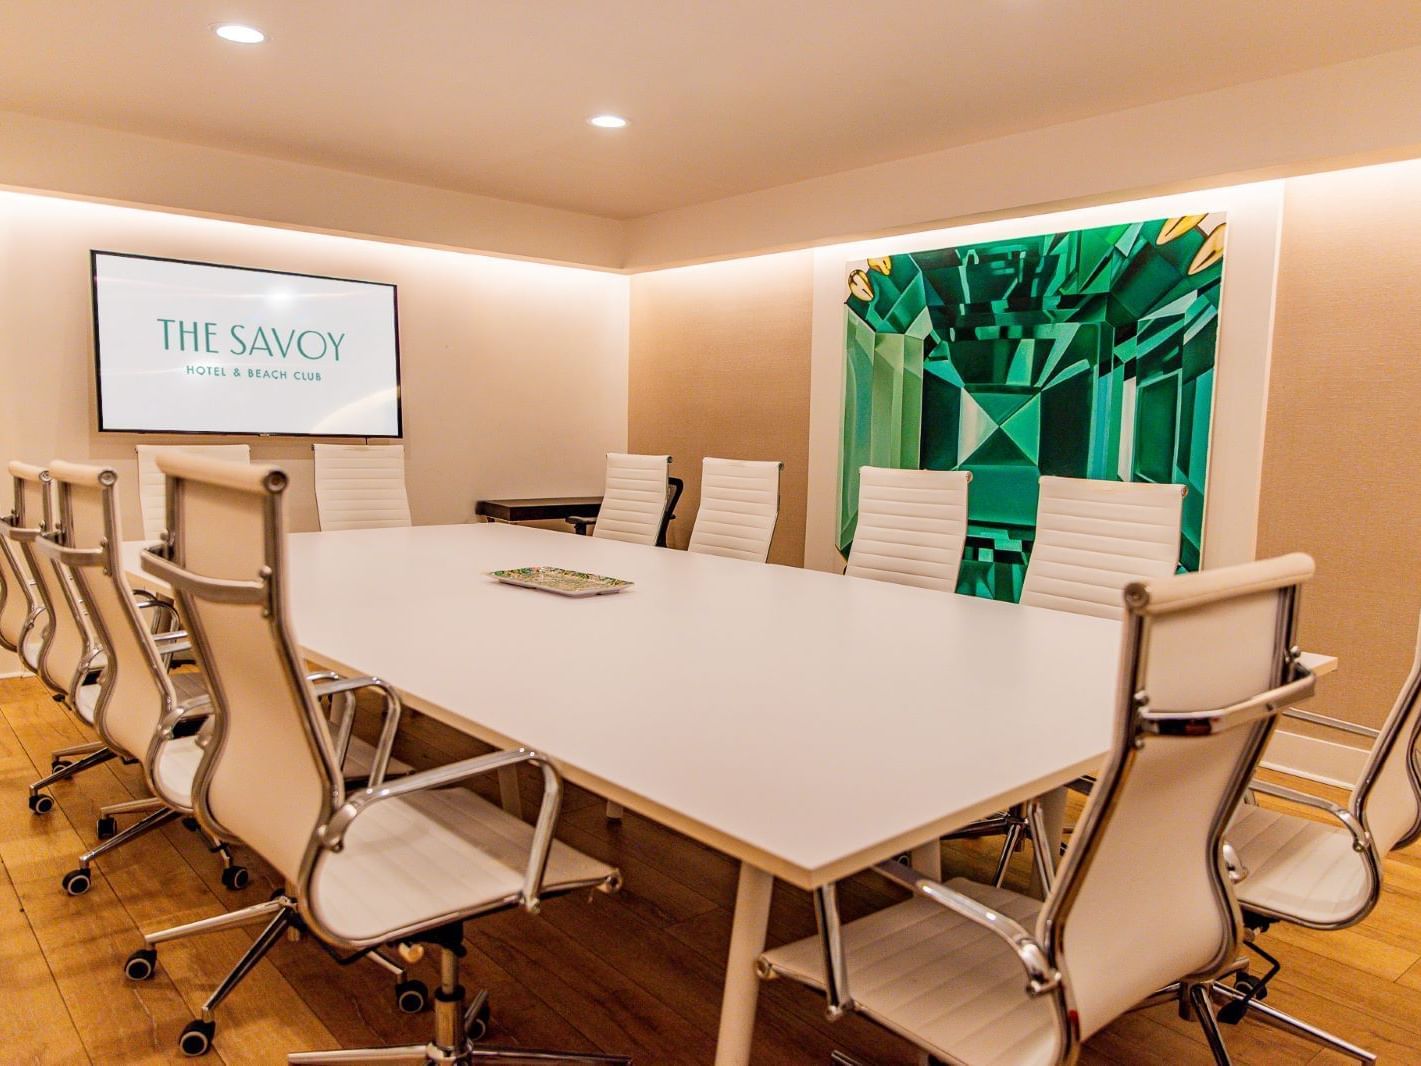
4, 1, 1421, 220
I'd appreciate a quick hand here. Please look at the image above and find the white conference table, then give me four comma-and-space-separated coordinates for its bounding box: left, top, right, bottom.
125, 523, 1158, 1063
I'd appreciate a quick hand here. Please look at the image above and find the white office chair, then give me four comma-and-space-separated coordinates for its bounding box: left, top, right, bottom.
134, 452, 626, 1063
760, 554, 1316, 1066
312, 442, 413, 531
0, 469, 49, 672
687, 457, 782, 564
136, 444, 251, 542
844, 466, 970, 592
969, 474, 1188, 883
8, 462, 127, 814
1206, 612, 1421, 1063
36, 460, 248, 896
566, 452, 672, 546
1020, 474, 1186, 618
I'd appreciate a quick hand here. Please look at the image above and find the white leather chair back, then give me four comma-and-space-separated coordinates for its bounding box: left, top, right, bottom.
1020, 475, 1186, 619
845, 467, 969, 592
1042, 554, 1313, 1041
48, 461, 180, 773
136, 445, 250, 543
1353, 616, 1421, 855
312, 443, 412, 531
0, 478, 40, 655
687, 457, 781, 564
150, 454, 339, 884
592, 453, 671, 546
11, 462, 94, 697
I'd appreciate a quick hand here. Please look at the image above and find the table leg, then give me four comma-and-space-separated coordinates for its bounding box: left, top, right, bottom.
1028, 786, 1067, 898
497, 765, 523, 820
714, 863, 774, 1066
909, 840, 941, 880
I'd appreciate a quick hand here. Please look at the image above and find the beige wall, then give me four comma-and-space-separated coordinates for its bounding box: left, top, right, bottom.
627, 252, 813, 565
1257, 159, 1421, 737
0, 190, 630, 540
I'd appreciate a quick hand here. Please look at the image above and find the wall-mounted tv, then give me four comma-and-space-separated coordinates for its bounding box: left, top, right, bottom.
91, 251, 402, 437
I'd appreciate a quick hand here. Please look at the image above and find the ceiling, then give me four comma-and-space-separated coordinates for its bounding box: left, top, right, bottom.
4, 1, 1421, 220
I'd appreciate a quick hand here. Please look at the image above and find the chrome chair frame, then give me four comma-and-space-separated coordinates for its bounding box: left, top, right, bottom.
138, 461, 624, 1063
762, 570, 1312, 1066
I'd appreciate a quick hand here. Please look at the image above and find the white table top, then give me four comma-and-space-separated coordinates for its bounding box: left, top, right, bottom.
128, 523, 1127, 888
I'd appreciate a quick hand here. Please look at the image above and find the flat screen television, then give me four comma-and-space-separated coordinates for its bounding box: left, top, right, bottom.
91, 251, 402, 436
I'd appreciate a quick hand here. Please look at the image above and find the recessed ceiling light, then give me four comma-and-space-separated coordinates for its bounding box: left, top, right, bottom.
214, 24, 266, 44
587, 114, 629, 129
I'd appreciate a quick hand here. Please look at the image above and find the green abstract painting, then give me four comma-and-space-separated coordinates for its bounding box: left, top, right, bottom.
839, 214, 1226, 601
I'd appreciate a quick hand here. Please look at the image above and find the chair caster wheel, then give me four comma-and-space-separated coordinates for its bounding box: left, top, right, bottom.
181, 816, 199, 832
61, 868, 92, 896
395, 978, 428, 1014
125, 947, 157, 981
1233, 974, 1268, 1001
220, 865, 250, 891
179, 1019, 215, 1057
97, 816, 118, 839
467, 996, 491, 1041
50, 758, 71, 774
29, 793, 54, 815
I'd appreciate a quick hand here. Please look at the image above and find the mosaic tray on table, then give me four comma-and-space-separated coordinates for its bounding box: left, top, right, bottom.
487, 566, 633, 597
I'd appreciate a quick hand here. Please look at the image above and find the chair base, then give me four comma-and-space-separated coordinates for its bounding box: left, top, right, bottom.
1210, 980, 1376, 1063
290, 937, 630, 1065
133, 893, 416, 1056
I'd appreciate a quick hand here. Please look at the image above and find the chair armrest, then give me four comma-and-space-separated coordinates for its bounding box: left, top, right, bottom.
1247, 780, 1371, 853
873, 859, 1060, 996
317, 747, 565, 913
159, 695, 213, 739
1281, 706, 1380, 740
565, 515, 596, 535
309, 674, 402, 785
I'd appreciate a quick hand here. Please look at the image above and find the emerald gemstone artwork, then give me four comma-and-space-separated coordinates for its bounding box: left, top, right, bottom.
839, 214, 1226, 601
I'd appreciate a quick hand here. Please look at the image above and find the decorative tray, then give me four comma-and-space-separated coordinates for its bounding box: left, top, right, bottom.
487, 566, 633, 597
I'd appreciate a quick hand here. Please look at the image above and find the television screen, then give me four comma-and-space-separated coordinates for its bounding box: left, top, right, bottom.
91, 251, 401, 436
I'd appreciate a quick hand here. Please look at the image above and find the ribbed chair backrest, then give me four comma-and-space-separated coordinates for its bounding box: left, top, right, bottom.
844, 467, 970, 592
0, 474, 41, 656
312, 443, 412, 531
687, 457, 782, 564
1352, 615, 1421, 856
143, 454, 340, 884
11, 462, 95, 698
1020, 475, 1185, 619
1042, 554, 1313, 1045
136, 445, 251, 542
47, 461, 179, 773
593, 453, 671, 546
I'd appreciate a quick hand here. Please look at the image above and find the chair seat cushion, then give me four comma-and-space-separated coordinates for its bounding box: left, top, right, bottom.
308, 785, 615, 945
1228, 804, 1372, 926
153, 734, 204, 809
20, 626, 43, 671
75, 682, 101, 725
759, 878, 1062, 1066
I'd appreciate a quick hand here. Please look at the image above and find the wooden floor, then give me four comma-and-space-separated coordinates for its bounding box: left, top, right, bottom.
2, 673, 1420, 1065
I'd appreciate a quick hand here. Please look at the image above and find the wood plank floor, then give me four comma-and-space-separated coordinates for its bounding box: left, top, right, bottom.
1, 671, 1418, 1064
